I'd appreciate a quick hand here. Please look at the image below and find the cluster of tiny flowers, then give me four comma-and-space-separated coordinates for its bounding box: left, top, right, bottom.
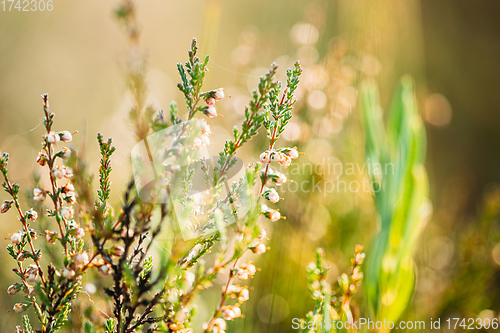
259, 148, 300, 222
203, 88, 225, 118
194, 119, 212, 149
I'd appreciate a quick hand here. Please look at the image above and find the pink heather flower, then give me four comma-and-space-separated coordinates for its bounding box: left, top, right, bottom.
10, 232, 22, 245
59, 131, 73, 143
46, 131, 59, 144
60, 206, 74, 220
287, 148, 299, 160
1, 200, 13, 214
205, 97, 215, 106
214, 88, 225, 101
62, 268, 75, 279
204, 105, 217, 118
33, 188, 46, 202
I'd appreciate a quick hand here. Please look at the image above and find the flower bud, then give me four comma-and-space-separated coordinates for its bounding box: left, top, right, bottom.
10, 232, 22, 245
214, 88, 225, 101
252, 243, 266, 255
204, 105, 217, 118
74, 252, 89, 268
7, 284, 20, 295
112, 246, 125, 257
36, 152, 47, 166
26, 274, 37, 284
205, 97, 215, 106
62, 268, 75, 279
13, 303, 25, 314
46, 131, 59, 144
33, 188, 46, 202
99, 264, 112, 275
1, 200, 13, 214
25, 209, 38, 222
60, 206, 74, 220
287, 148, 299, 160
59, 131, 73, 143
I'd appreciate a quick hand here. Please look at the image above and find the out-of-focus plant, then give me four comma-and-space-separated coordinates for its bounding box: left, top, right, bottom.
296, 245, 365, 333
359, 76, 431, 326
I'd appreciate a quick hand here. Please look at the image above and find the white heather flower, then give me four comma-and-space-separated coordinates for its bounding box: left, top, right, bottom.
112, 246, 125, 257
99, 264, 112, 275
1, 200, 13, 214
184, 271, 195, 286
46, 131, 59, 144
269, 210, 281, 222
17, 252, 28, 261
212, 318, 227, 332
236, 270, 249, 280
267, 188, 280, 204
246, 263, 256, 275
33, 188, 46, 202
60, 147, 71, 159
62, 182, 75, 193
204, 105, 218, 118
287, 148, 299, 160
7, 284, 19, 295
10, 232, 22, 245
238, 289, 249, 303
74, 252, 89, 268
53, 166, 65, 179
45, 230, 58, 244
198, 119, 211, 135
26, 274, 37, 284
25, 209, 38, 222
205, 97, 215, 106
62, 268, 75, 279
275, 172, 287, 185
63, 166, 73, 178
13, 303, 25, 314
59, 131, 73, 143
36, 152, 47, 166
75, 227, 85, 238
214, 88, 225, 101
222, 308, 236, 321
259, 151, 272, 164
60, 206, 74, 220
253, 243, 266, 255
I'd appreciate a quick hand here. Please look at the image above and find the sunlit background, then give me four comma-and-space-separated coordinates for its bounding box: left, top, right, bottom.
1, 0, 500, 331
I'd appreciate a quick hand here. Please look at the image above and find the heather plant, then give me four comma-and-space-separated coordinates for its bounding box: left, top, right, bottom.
0, 5, 303, 331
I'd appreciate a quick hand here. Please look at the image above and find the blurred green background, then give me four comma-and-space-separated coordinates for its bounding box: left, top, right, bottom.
1, 0, 500, 331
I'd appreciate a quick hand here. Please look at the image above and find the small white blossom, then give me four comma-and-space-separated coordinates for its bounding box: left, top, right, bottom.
26, 274, 37, 284
60, 147, 71, 159
10, 232, 22, 245
99, 264, 112, 275
205, 97, 215, 106
1, 200, 13, 214
60, 206, 74, 220
25, 209, 38, 222
75, 227, 85, 238
74, 252, 89, 268
204, 105, 218, 118
267, 188, 280, 204
238, 289, 249, 303
269, 210, 281, 222
275, 172, 287, 185
33, 188, 46, 202
184, 271, 195, 286
7, 284, 19, 295
46, 131, 59, 144
253, 243, 266, 255
287, 148, 299, 160
214, 88, 225, 101
36, 152, 47, 166
212, 318, 227, 332
112, 246, 125, 257
59, 131, 73, 143
62, 268, 75, 279
13, 303, 25, 313
259, 151, 272, 164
